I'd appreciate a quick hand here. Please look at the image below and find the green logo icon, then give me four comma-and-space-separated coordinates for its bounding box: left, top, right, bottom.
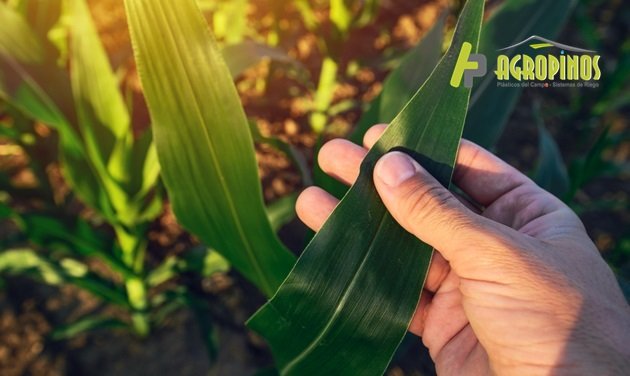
450, 42, 487, 88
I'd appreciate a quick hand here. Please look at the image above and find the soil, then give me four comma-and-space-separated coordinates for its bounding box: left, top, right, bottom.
0, 0, 628, 375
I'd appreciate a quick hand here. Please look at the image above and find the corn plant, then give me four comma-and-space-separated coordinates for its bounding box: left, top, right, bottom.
0, 0, 169, 338
301, 0, 381, 133
0, 0, 304, 346
198, 0, 250, 44
245, 0, 382, 133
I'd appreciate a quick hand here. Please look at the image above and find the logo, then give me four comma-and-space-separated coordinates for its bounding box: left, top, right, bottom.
450, 42, 487, 88
450, 36, 601, 89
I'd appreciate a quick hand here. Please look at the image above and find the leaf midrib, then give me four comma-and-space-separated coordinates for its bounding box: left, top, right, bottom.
281, 213, 388, 374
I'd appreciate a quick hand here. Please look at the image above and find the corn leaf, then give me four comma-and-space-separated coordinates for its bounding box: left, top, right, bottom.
128, 128, 160, 201
50, 315, 128, 341
69, 0, 132, 205
330, 0, 353, 36
17, 213, 134, 279
13, 0, 66, 63
533, 124, 569, 198
566, 125, 615, 202
70, 0, 129, 140
212, 0, 248, 44
0, 249, 64, 284
0, 0, 75, 126
125, 0, 296, 297
463, 0, 576, 148
0, 1, 43, 64
249, 119, 312, 187
0, 59, 104, 214
247, 0, 484, 374
532, 103, 569, 198
294, 0, 318, 31
355, 0, 380, 28
266, 193, 299, 232
0, 249, 129, 306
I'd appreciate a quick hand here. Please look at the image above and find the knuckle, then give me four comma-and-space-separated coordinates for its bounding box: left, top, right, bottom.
401, 182, 463, 229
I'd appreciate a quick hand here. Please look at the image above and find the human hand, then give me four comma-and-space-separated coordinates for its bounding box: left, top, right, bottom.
296, 124, 630, 375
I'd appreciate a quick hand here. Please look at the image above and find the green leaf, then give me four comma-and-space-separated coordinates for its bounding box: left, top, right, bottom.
70, 0, 129, 140
249, 119, 312, 186
13, 0, 66, 64
50, 314, 128, 341
266, 193, 298, 232
128, 128, 160, 200
184, 246, 230, 277
212, 0, 248, 44
125, 0, 296, 297
532, 103, 569, 198
146, 247, 230, 287
69, 0, 132, 209
566, 125, 620, 201
309, 56, 339, 133
0, 248, 64, 284
0, 248, 128, 307
184, 291, 219, 363
593, 41, 630, 115
0, 0, 113, 220
355, 0, 379, 28
247, 0, 484, 374
294, 0, 318, 31
0, 58, 106, 213
68, 270, 130, 307
0, 1, 43, 63
330, 0, 353, 36
18, 213, 135, 279
0, 199, 12, 220
463, 0, 576, 148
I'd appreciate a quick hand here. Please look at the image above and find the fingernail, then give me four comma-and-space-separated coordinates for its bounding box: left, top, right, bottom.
375, 152, 420, 187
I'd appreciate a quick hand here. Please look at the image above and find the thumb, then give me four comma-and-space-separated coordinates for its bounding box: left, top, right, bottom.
373, 151, 506, 264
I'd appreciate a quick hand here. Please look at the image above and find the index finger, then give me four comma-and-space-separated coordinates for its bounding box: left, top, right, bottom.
364, 126, 533, 206
324, 125, 535, 207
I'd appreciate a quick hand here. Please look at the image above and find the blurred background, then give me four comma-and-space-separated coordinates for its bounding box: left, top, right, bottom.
0, 0, 628, 375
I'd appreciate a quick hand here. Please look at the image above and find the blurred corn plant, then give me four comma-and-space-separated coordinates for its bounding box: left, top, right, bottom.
0, 0, 303, 347
198, 0, 250, 44
299, 0, 380, 133
0, 0, 231, 341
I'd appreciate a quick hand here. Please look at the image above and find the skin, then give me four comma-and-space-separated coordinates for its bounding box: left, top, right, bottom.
296, 124, 630, 375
